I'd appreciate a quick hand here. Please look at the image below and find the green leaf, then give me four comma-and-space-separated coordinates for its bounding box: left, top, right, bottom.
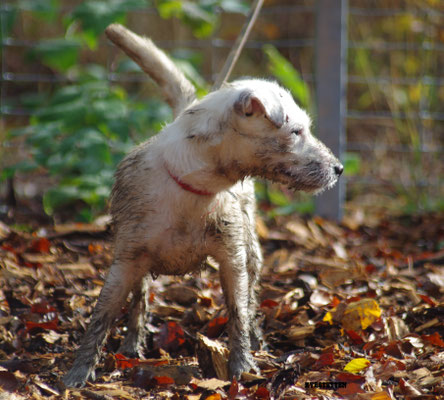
69, 0, 148, 37
157, 0, 183, 18
157, 0, 217, 38
264, 44, 312, 110
91, 99, 128, 121
344, 152, 361, 177
0, 7, 18, 51
19, 0, 59, 21
35, 97, 87, 124
173, 59, 209, 96
218, 0, 249, 14
116, 59, 143, 73
43, 185, 81, 215
30, 38, 81, 72
9, 160, 39, 173
268, 189, 291, 207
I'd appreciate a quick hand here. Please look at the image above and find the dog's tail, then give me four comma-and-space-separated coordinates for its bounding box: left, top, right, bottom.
105, 23, 196, 117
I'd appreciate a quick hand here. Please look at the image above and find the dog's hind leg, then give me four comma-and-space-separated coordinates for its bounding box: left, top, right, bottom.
63, 261, 138, 388
117, 275, 150, 357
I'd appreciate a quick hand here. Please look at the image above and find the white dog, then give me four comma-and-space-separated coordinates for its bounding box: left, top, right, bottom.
63, 24, 343, 387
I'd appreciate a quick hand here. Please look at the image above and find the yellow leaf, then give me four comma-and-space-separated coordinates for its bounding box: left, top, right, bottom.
323, 311, 333, 324
344, 358, 371, 373
370, 392, 392, 400
341, 299, 381, 331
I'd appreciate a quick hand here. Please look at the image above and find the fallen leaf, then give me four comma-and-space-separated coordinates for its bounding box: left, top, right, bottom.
193, 377, 230, 390
196, 333, 229, 381
418, 294, 436, 307
422, 332, 444, 348
0, 221, 10, 240
163, 284, 199, 306
343, 358, 371, 373
203, 394, 222, 400
336, 381, 365, 396
135, 365, 199, 385
336, 372, 365, 383
30, 237, 50, 253
384, 341, 403, 359
57, 262, 96, 277
398, 377, 423, 396
313, 352, 335, 369
341, 299, 382, 331
88, 243, 103, 254
25, 316, 58, 332
157, 321, 186, 352
31, 301, 56, 314
0, 371, 19, 392
254, 386, 270, 399
285, 325, 315, 341
345, 330, 364, 345
207, 316, 228, 338
115, 353, 140, 369
228, 377, 238, 399
153, 375, 175, 386
260, 299, 279, 309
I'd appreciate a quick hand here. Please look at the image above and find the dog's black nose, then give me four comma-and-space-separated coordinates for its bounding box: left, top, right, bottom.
334, 164, 344, 176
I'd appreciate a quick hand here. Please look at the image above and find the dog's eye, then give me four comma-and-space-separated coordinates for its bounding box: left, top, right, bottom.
292, 129, 302, 136
245, 112, 253, 117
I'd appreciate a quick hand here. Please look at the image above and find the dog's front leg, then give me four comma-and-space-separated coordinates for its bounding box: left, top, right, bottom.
218, 251, 259, 378
63, 262, 136, 388
246, 235, 264, 351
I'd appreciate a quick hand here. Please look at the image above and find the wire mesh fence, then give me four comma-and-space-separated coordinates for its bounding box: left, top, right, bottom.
1, 0, 443, 218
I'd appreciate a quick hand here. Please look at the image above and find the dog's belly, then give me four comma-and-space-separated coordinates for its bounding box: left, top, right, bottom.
143, 227, 211, 276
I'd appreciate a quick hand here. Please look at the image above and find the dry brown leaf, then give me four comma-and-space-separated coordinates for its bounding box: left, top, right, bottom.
0, 222, 10, 240
163, 284, 198, 306
193, 377, 230, 390
255, 216, 269, 239
196, 333, 229, 381
57, 262, 96, 277
22, 253, 56, 263
386, 316, 409, 341
285, 325, 315, 341
135, 365, 200, 385
154, 304, 186, 318
54, 222, 107, 234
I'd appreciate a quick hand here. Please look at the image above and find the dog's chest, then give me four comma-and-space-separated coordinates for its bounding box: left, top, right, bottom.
147, 216, 214, 275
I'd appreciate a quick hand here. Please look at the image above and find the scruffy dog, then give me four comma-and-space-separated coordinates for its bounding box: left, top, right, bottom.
63, 24, 343, 388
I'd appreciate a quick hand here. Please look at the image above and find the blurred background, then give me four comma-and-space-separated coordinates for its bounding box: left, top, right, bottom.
0, 0, 443, 224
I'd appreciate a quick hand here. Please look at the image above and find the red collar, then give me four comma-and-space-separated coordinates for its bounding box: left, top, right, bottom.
165, 165, 214, 196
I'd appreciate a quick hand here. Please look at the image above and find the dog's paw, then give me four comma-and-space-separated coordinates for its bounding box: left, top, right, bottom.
63, 365, 94, 388
117, 341, 144, 359
228, 351, 259, 379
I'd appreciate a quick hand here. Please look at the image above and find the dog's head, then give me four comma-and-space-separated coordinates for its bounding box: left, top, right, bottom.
179, 79, 342, 194
223, 79, 343, 193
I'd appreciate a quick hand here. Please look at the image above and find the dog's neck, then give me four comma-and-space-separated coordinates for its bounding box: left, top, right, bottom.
165, 163, 214, 196
160, 132, 239, 194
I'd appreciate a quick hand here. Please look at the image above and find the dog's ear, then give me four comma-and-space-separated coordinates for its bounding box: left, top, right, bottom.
234, 90, 285, 129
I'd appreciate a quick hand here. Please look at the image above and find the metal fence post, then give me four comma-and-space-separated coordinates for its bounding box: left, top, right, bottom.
314, 0, 348, 220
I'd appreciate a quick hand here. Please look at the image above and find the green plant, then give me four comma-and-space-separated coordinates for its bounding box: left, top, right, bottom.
8, 67, 171, 219
156, 0, 249, 38
263, 44, 313, 112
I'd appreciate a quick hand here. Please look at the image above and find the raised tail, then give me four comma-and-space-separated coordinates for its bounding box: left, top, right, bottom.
105, 23, 196, 117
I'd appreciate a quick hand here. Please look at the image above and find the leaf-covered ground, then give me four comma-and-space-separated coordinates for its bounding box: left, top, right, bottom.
0, 212, 443, 399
